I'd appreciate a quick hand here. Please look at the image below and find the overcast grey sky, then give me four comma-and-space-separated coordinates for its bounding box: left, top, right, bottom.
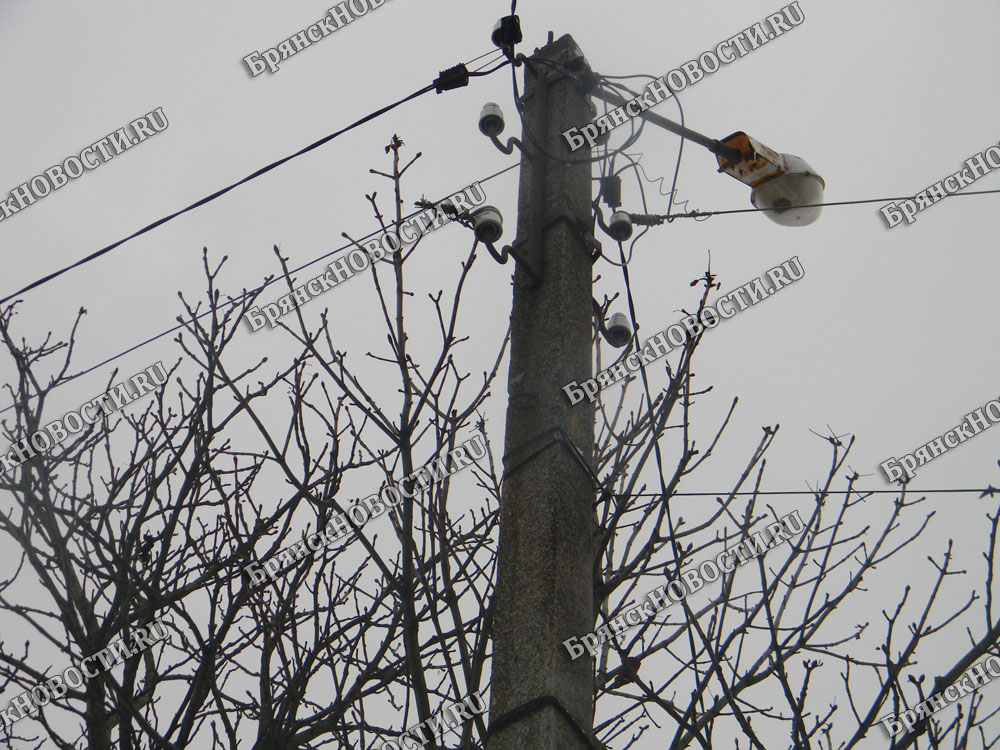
1, 0, 999, 746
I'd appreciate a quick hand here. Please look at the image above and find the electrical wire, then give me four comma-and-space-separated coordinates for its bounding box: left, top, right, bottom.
598, 74, 693, 227
656, 81, 686, 224
467, 58, 511, 79
0, 161, 520, 417
592, 90, 651, 264
657, 188, 1000, 220
587, 86, 690, 553
594, 79, 649, 185
596, 142, 702, 268
618, 154, 708, 223
629, 488, 998, 496
590, 74, 690, 267
509, 56, 639, 166
471, 51, 506, 73
0, 50, 510, 308
598, 73, 662, 82
615, 222, 681, 518
617, 152, 709, 227
465, 48, 501, 66
574, 78, 663, 267
597, 78, 651, 175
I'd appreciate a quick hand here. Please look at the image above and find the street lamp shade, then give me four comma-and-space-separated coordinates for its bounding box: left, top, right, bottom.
716, 132, 825, 227
750, 154, 825, 227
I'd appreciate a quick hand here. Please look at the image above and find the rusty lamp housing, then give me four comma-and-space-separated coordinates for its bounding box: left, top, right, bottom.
716, 132, 825, 227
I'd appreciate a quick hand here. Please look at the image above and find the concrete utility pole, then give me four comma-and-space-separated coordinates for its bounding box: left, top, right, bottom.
487, 34, 598, 750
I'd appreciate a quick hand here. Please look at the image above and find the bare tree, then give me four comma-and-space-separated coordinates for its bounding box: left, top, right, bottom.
0, 139, 997, 750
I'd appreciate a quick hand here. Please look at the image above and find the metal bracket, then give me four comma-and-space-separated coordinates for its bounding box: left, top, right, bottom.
495, 210, 601, 282
502, 426, 598, 489
488, 133, 533, 161
487, 694, 607, 750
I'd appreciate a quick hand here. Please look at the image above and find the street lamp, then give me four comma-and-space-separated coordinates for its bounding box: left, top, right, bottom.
715, 131, 825, 227
590, 86, 825, 227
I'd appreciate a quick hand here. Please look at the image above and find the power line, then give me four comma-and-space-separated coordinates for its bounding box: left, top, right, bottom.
630, 488, 997, 496
0, 52, 510, 308
662, 188, 1000, 220
0, 162, 520, 417
471, 51, 507, 73
465, 48, 502, 67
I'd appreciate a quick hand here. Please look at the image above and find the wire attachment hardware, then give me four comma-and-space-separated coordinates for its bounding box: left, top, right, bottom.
491, 15, 523, 53
433, 63, 470, 93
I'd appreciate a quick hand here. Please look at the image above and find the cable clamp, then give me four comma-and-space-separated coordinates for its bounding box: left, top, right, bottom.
434, 63, 470, 93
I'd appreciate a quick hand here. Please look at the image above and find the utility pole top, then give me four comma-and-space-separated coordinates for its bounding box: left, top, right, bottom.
533, 32, 588, 69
